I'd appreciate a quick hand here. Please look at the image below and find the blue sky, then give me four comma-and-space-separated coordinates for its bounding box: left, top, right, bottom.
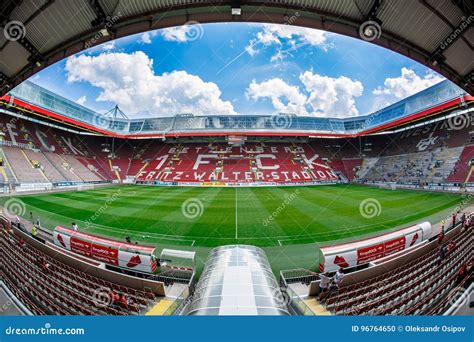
29, 22, 444, 118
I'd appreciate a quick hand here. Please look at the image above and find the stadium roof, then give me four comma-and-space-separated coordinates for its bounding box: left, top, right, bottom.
0, 0, 473, 96
1, 79, 472, 138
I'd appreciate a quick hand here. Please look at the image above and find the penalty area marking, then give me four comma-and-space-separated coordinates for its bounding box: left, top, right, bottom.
23, 204, 197, 247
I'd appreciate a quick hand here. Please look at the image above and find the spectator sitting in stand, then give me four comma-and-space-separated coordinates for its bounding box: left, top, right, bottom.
447, 240, 456, 255
437, 228, 444, 245
42, 259, 51, 271
437, 246, 446, 265
456, 264, 466, 285
35, 256, 49, 270
110, 291, 120, 306
35, 256, 43, 268
118, 293, 129, 307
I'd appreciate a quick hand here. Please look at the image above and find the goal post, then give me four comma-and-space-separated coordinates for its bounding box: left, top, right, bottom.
77, 184, 95, 191
378, 182, 397, 190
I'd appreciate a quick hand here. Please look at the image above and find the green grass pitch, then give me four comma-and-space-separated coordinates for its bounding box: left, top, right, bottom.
0, 184, 466, 273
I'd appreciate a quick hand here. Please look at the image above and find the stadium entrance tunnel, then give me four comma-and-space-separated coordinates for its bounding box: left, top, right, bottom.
183, 245, 290, 316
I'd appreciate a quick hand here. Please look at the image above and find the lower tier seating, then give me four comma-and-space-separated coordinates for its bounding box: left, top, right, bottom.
322, 226, 472, 315
0, 228, 157, 315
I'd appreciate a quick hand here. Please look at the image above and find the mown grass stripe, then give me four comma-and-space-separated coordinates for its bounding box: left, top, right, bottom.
0, 184, 466, 248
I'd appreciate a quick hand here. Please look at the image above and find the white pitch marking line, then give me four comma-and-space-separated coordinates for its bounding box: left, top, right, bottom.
278, 240, 282, 247
191, 240, 195, 247
235, 187, 238, 239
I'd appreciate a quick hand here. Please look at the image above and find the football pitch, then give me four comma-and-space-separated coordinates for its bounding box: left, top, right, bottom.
1, 184, 468, 273
1, 184, 465, 248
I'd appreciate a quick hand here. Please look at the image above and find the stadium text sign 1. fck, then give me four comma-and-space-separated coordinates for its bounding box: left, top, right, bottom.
136, 145, 338, 183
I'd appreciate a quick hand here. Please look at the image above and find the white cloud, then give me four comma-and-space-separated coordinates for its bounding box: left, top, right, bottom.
161, 27, 190, 42
255, 27, 282, 46
140, 32, 152, 44
246, 24, 330, 61
65, 51, 236, 117
161, 23, 203, 42
245, 43, 258, 57
270, 51, 283, 63
373, 67, 444, 99
246, 72, 364, 118
370, 67, 445, 112
300, 72, 363, 118
263, 25, 328, 47
75, 95, 87, 106
246, 78, 308, 114
140, 31, 158, 44
102, 41, 115, 51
